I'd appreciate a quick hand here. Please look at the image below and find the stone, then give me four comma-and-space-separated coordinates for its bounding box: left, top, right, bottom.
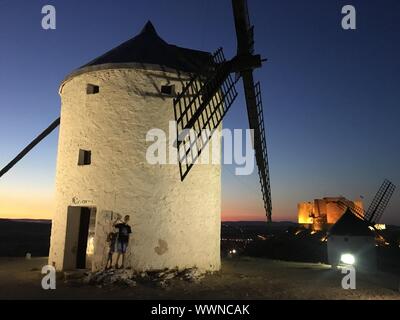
181, 268, 206, 282
125, 279, 137, 287
163, 272, 177, 281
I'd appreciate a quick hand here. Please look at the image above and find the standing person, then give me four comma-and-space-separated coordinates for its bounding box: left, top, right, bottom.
114, 215, 132, 269
105, 230, 117, 270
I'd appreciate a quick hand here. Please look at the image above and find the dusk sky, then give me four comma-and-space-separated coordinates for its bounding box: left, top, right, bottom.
0, 0, 399, 224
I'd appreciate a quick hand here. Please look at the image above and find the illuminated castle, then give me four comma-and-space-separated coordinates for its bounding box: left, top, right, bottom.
298, 196, 363, 231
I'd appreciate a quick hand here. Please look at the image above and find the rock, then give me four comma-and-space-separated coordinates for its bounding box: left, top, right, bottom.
157, 280, 168, 289
80, 268, 138, 288
125, 279, 137, 287
80, 266, 205, 288
119, 269, 134, 280
182, 268, 205, 282
164, 272, 177, 280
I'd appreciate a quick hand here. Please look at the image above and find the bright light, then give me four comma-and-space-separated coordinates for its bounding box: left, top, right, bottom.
232, 249, 237, 254
340, 253, 355, 265
86, 236, 95, 255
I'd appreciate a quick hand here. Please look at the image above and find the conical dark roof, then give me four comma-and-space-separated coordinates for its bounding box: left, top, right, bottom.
329, 209, 375, 237
79, 21, 211, 73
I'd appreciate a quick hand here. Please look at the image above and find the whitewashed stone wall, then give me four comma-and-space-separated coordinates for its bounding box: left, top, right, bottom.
49, 66, 221, 272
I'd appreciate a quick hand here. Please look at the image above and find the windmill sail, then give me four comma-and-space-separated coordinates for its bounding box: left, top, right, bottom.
0, 118, 60, 179
336, 179, 396, 226
173, 48, 238, 180
365, 179, 396, 223
336, 199, 365, 221
248, 79, 272, 221
239, 72, 272, 221
232, 0, 272, 221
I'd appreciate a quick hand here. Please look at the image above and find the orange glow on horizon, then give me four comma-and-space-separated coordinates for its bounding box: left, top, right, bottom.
222, 201, 296, 222
221, 212, 296, 222
221, 212, 266, 222
0, 190, 296, 222
0, 191, 54, 220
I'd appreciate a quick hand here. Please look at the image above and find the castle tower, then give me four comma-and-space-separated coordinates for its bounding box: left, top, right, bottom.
49, 22, 221, 272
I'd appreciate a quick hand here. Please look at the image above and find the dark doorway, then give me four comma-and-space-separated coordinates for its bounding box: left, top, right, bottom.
64, 206, 97, 270
76, 207, 91, 269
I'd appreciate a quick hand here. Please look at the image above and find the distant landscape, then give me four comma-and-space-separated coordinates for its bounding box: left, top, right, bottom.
0, 219, 297, 258
0, 219, 51, 257
0, 219, 301, 258
1, 218, 399, 276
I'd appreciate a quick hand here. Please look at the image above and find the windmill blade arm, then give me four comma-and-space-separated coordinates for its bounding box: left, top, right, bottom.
0, 117, 60, 179
232, 0, 254, 55
241, 71, 272, 221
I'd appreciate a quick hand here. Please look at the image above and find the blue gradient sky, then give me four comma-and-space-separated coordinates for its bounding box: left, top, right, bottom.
0, 0, 399, 223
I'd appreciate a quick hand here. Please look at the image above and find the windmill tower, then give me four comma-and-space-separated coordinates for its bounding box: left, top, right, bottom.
49, 22, 222, 271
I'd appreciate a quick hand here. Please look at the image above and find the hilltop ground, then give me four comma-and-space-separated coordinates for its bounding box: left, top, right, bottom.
0, 256, 399, 300
1, 219, 399, 299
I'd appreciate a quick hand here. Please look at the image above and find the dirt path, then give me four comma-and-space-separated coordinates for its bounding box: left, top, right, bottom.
0, 256, 399, 299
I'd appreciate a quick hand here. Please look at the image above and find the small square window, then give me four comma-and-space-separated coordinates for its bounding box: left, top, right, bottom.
87, 84, 99, 94
161, 84, 175, 96
78, 149, 91, 165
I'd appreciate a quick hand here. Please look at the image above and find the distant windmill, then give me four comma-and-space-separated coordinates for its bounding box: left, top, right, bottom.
0, 0, 273, 222
338, 179, 396, 227
328, 179, 396, 270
